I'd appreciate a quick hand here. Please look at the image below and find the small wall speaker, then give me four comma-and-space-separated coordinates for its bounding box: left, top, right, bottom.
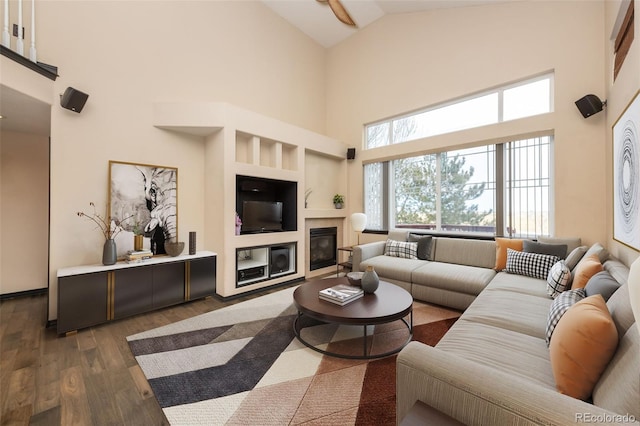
270, 247, 290, 275
575, 94, 605, 118
60, 87, 89, 113
347, 148, 356, 160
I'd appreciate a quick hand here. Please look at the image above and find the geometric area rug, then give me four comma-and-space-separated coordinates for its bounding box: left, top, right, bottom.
126, 286, 460, 425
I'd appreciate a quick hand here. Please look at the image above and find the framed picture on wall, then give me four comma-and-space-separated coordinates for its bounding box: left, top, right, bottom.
109, 161, 178, 256
612, 90, 640, 252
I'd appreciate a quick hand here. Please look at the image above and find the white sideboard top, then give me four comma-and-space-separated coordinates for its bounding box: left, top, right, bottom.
57, 251, 217, 277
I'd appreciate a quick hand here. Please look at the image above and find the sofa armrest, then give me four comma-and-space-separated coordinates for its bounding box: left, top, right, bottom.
397, 342, 639, 426
352, 241, 386, 272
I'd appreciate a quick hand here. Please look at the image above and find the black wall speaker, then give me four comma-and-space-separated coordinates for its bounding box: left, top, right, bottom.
575, 94, 605, 118
270, 247, 290, 275
60, 87, 89, 113
347, 148, 356, 160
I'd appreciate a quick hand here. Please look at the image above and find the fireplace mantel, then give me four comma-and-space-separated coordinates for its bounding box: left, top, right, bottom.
305, 209, 347, 219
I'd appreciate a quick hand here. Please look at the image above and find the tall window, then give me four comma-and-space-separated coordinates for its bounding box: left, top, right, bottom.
504, 136, 552, 238
364, 136, 552, 238
365, 73, 553, 149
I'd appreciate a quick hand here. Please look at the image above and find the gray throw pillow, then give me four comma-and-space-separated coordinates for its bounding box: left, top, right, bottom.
585, 271, 621, 302
523, 240, 568, 259
565, 245, 588, 271
408, 234, 433, 260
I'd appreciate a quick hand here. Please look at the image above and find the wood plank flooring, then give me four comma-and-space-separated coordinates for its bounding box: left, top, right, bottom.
0, 283, 299, 425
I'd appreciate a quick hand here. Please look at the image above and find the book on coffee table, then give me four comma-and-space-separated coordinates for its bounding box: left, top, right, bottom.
319, 284, 364, 306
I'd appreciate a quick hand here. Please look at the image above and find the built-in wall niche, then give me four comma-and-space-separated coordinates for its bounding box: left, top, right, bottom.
235, 131, 298, 171
236, 175, 297, 234
236, 242, 296, 287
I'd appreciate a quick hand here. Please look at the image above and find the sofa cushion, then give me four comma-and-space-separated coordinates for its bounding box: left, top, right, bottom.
565, 245, 588, 271
580, 242, 609, 264
388, 229, 409, 242
547, 261, 571, 298
549, 295, 618, 400
495, 238, 524, 271
537, 236, 582, 254
436, 319, 556, 389
607, 283, 636, 337
523, 240, 568, 259
434, 238, 496, 269
412, 262, 496, 296
585, 271, 621, 302
592, 325, 640, 420
571, 254, 603, 289
463, 286, 552, 338
359, 255, 425, 284
384, 239, 418, 259
545, 288, 587, 345
408, 234, 433, 260
603, 258, 630, 288
485, 271, 550, 299
505, 248, 559, 280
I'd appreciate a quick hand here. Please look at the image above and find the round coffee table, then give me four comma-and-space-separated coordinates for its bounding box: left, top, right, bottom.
293, 277, 413, 359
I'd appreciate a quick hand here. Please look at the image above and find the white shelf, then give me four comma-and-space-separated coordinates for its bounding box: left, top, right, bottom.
238, 259, 268, 270
57, 251, 217, 277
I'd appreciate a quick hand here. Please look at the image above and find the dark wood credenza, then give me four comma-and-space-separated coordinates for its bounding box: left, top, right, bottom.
56, 251, 217, 335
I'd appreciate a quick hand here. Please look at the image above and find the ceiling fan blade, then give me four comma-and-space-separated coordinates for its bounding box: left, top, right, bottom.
317, 0, 356, 27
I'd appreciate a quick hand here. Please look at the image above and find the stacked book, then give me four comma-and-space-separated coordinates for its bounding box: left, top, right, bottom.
319, 284, 364, 306
125, 249, 153, 263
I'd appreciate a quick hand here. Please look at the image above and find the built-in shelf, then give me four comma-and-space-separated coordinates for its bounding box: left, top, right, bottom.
236, 243, 296, 287
152, 102, 348, 297
235, 131, 298, 171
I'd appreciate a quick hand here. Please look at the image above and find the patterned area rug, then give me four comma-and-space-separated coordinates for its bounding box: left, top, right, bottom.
127, 286, 460, 425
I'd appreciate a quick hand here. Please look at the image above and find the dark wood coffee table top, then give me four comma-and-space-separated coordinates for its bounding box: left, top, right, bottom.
293, 277, 413, 325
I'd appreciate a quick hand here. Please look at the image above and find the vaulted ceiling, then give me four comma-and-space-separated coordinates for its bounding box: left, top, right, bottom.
261, 0, 510, 47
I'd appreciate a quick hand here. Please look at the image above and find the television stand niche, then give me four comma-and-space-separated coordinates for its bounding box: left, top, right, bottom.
236, 243, 296, 287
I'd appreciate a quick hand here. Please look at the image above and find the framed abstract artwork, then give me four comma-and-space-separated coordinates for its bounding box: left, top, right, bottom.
109, 161, 178, 256
613, 90, 640, 251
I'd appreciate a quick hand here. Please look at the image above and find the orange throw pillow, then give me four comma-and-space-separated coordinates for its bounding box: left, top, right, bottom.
495, 238, 523, 271
549, 295, 618, 400
571, 254, 603, 289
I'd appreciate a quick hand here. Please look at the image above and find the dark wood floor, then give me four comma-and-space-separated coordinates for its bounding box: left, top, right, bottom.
0, 282, 300, 425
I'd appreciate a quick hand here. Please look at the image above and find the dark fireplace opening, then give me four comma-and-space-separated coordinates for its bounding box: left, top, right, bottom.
310, 227, 337, 271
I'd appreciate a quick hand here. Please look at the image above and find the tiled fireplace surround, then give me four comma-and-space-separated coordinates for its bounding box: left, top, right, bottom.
305, 218, 345, 279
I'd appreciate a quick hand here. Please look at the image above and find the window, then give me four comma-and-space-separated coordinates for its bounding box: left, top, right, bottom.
504, 136, 552, 238
365, 73, 553, 149
364, 136, 552, 238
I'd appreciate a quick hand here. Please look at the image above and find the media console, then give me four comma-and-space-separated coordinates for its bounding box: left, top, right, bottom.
236, 243, 296, 287
56, 252, 216, 335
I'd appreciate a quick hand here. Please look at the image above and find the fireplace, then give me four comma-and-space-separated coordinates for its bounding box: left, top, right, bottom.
309, 227, 337, 271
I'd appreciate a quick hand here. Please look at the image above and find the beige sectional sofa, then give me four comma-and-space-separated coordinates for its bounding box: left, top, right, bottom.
352, 231, 639, 425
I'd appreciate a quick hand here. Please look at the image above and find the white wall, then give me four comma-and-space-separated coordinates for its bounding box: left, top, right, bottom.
33, 1, 327, 320
326, 1, 608, 246
1, 131, 49, 294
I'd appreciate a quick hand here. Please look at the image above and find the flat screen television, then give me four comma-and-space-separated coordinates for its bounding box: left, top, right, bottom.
241, 201, 283, 233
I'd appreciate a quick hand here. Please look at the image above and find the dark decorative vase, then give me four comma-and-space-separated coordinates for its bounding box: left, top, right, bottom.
102, 239, 117, 265
189, 232, 196, 255
361, 265, 379, 294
